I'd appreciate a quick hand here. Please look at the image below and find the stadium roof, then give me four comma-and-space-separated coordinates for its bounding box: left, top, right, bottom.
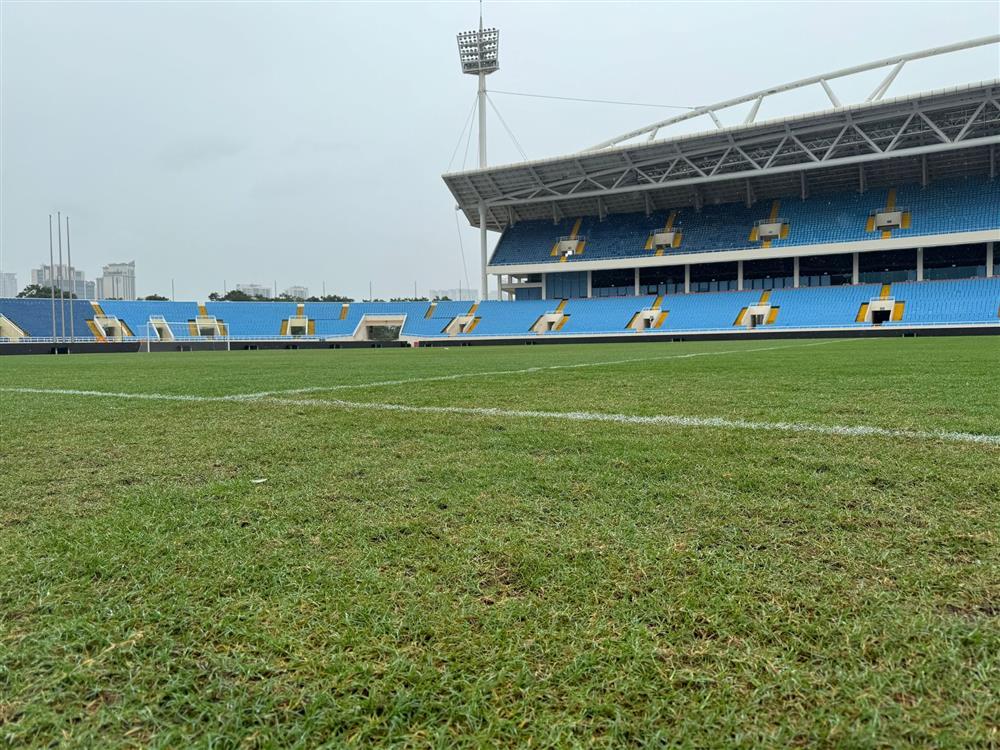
444, 81, 1000, 230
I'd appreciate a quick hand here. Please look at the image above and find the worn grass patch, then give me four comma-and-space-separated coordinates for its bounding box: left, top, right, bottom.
1, 337, 998, 747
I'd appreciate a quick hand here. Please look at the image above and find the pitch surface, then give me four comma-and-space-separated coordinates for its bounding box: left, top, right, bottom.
2, 337, 998, 746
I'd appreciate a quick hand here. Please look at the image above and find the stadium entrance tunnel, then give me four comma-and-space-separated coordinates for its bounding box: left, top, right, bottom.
627, 307, 667, 331
531, 300, 569, 334
92, 315, 133, 341
858, 297, 905, 326
735, 304, 778, 328
444, 304, 482, 336
353, 314, 406, 342
190, 316, 224, 338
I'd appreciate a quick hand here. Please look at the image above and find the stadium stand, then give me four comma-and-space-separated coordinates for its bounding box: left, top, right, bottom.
206, 302, 298, 338
465, 300, 556, 336
559, 296, 657, 334
885, 277, 1000, 326
0, 276, 997, 349
490, 178, 1000, 266
99, 300, 200, 337
769, 285, 882, 329
401, 300, 470, 337
0, 298, 94, 338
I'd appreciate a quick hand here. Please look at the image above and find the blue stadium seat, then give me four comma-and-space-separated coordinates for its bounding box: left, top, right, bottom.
100, 300, 200, 336
206, 302, 299, 338
0, 298, 94, 337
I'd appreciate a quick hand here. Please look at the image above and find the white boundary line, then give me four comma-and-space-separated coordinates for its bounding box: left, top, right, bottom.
2, 385, 997, 447
225, 339, 854, 399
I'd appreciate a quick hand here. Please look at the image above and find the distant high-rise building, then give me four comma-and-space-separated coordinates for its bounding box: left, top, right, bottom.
236, 283, 271, 298
284, 285, 309, 299
96, 261, 136, 300
0, 272, 17, 298
31, 264, 95, 299
430, 287, 474, 301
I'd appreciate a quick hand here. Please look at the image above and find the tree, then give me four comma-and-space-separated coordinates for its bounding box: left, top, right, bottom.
17, 284, 76, 299
305, 294, 353, 302
143, 294, 169, 301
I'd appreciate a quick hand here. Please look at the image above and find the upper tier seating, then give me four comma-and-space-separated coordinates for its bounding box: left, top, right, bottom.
0, 298, 94, 338
490, 177, 1000, 266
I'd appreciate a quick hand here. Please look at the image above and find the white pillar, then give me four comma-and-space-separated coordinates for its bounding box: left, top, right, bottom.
916, 247, 924, 281
793, 256, 800, 288
737, 260, 744, 291
541, 273, 547, 300
586, 270, 592, 299
634, 268, 640, 296
852, 252, 860, 284
684, 264, 691, 294
987, 242, 994, 278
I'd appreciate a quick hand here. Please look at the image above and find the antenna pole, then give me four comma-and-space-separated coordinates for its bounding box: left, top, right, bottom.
57, 211, 66, 340
65, 215, 75, 343
48, 215, 56, 341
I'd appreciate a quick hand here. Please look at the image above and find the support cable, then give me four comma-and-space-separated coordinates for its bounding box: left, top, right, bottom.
486, 92, 528, 161
446, 92, 480, 172
490, 89, 697, 110
461, 95, 477, 170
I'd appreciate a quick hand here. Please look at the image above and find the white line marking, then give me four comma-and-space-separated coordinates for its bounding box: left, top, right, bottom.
226, 339, 854, 399
3, 385, 997, 447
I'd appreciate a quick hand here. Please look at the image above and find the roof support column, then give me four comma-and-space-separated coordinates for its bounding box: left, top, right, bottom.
586, 271, 592, 299
986, 242, 994, 278
858, 164, 866, 193
737, 260, 744, 291
917, 247, 924, 281
853, 252, 860, 284
634, 268, 640, 296
793, 256, 800, 288
684, 264, 691, 294
921, 155, 929, 187
479, 201, 488, 300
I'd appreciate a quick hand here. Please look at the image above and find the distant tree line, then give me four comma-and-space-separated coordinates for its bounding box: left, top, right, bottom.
14, 285, 454, 304
17, 284, 76, 299
207, 290, 354, 302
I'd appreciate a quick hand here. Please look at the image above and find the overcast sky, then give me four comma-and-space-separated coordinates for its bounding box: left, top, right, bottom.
2, 1, 998, 300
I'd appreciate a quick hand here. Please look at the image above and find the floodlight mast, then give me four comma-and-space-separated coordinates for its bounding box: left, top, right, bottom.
457, 12, 499, 300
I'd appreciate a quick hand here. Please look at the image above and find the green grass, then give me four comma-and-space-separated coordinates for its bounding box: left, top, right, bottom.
1, 337, 998, 747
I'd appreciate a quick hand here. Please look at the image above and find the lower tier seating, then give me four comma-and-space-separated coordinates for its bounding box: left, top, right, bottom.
0, 298, 94, 337
1, 278, 997, 342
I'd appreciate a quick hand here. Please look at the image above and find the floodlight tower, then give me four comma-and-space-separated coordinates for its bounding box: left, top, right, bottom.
457, 14, 499, 300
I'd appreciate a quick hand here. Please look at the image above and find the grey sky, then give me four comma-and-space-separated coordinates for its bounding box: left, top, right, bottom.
2, 1, 997, 301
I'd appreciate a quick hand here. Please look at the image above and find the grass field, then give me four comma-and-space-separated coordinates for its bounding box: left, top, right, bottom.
1, 336, 998, 747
